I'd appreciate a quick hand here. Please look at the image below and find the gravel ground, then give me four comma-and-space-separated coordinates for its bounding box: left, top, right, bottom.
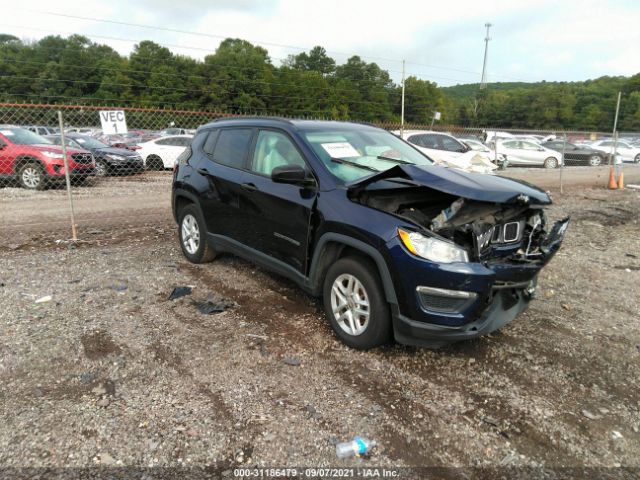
0, 186, 639, 478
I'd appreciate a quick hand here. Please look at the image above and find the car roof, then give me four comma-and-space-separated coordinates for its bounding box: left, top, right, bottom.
198, 117, 382, 132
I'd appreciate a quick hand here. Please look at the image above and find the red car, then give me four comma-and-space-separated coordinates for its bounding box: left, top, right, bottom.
0, 126, 95, 189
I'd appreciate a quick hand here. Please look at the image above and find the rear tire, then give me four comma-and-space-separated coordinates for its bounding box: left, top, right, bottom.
146, 155, 164, 171
322, 256, 391, 350
17, 162, 45, 190
634, 154, 640, 164
543, 157, 559, 169
178, 204, 216, 263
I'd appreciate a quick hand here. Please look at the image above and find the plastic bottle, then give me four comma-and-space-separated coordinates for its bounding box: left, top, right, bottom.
335, 436, 376, 459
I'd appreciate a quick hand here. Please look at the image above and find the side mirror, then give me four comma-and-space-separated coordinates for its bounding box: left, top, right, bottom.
538, 147, 545, 151
271, 164, 314, 187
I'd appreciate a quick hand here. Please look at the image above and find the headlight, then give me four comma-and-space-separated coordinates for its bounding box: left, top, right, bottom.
398, 228, 469, 263
106, 154, 125, 160
42, 151, 65, 159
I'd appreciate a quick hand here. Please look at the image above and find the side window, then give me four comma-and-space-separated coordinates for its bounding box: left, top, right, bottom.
155, 138, 172, 146
407, 135, 423, 147
202, 130, 218, 155
421, 135, 439, 149
441, 137, 463, 152
521, 141, 540, 150
178, 137, 192, 147
212, 128, 253, 169
503, 141, 518, 149
250, 130, 305, 176
600, 141, 612, 147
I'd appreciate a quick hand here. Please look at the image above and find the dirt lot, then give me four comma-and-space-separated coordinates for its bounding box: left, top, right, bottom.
1, 173, 639, 478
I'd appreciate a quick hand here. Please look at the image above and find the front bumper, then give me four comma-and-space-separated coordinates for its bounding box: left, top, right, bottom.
392, 281, 534, 348
386, 217, 569, 347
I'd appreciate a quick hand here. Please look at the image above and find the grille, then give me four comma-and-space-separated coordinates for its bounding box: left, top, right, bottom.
417, 292, 472, 313
71, 153, 94, 164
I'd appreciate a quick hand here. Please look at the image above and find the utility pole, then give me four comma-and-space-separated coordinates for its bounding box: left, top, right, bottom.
480, 23, 492, 89
400, 59, 405, 137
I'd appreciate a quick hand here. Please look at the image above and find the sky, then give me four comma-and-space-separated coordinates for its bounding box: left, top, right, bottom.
2, 0, 640, 87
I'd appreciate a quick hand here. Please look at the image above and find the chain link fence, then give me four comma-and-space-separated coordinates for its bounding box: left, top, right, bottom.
1, 103, 639, 244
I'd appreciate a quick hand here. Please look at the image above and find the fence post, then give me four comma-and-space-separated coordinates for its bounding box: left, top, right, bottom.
560, 132, 566, 194
57, 111, 78, 241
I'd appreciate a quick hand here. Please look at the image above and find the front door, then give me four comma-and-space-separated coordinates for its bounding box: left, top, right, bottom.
240, 129, 316, 274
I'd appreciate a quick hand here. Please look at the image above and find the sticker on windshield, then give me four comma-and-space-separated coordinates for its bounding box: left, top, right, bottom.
75, 138, 86, 143
0, 130, 14, 136
321, 142, 360, 159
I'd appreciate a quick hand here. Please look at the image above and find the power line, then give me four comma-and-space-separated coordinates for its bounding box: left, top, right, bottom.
14, 9, 528, 83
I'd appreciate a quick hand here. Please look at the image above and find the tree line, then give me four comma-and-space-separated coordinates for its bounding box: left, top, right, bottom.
0, 33, 638, 131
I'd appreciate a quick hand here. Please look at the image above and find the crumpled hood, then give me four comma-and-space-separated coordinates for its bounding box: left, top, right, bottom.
346, 164, 551, 205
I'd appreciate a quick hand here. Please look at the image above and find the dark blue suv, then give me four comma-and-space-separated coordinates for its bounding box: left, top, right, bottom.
172, 118, 569, 349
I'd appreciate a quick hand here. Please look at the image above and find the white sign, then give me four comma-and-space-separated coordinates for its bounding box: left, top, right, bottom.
433, 111, 441, 120
321, 142, 360, 159
99, 110, 128, 135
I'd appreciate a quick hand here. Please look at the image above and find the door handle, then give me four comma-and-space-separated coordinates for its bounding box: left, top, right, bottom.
197, 168, 212, 176
240, 182, 258, 192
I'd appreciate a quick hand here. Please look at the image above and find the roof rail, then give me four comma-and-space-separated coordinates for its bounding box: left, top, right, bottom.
210, 116, 295, 125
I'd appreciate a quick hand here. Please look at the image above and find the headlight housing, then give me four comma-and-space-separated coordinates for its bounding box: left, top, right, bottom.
398, 228, 469, 263
42, 151, 65, 159
106, 154, 125, 161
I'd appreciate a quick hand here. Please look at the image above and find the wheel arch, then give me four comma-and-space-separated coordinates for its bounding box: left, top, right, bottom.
13, 155, 45, 174
172, 188, 203, 223
308, 233, 398, 305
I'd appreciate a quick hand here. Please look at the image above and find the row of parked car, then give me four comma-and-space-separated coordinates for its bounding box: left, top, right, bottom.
396, 130, 640, 173
0, 125, 195, 189
3, 122, 640, 190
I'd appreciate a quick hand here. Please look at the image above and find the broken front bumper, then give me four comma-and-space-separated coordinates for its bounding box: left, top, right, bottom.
387, 217, 569, 348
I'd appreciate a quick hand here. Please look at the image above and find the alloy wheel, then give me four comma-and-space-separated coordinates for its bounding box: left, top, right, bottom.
22, 167, 41, 188
181, 214, 200, 254
589, 155, 602, 167
330, 273, 370, 336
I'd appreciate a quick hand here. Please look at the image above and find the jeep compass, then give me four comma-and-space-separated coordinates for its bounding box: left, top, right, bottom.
172, 118, 568, 349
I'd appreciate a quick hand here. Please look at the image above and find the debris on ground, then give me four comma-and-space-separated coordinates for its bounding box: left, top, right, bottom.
283, 357, 301, 367
335, 436, 377, 459
192, 298, 233, 315
35, 295, 52, 304
168, 286, 192, 300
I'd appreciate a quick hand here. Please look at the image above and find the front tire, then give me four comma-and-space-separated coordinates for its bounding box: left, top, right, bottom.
634, 154, 640, 164
322, 256, 391, 349
178, 204, 216, 263
18, 162, 45, 190
588, 154, 602, 167
543, 157, 559, 169
95, 160, 109, 177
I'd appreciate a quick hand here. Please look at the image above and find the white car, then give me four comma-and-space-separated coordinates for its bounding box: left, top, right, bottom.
490, 139, 562, 168
458, 138, 508, 169
138, 135, 193, 170
396, 130, 498, 174
590, 139, 640, 163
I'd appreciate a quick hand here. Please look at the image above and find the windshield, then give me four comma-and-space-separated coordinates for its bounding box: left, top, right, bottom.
0, 128, 51, 145
72, 136, 108, 149
302, 127, 433, 182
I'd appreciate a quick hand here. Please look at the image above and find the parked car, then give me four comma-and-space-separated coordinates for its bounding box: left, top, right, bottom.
24, 125, 59, 136
541, 140, 605, 166
0, 126, 95, 189
458, 138, 509, 169
46, 133, 144, 176
172, 118, 568, 349
138, 135, 193, 170
589, 139, 640, 163
159, 128, 189, 136
396, 130, 498, 174
490, 139, 562, 168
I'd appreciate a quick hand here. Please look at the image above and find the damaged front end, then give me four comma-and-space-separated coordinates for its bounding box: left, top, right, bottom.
347, 164, 569, 347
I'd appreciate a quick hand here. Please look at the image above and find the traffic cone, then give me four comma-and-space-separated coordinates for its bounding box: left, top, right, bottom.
608, 166, 618, 189
618, 171, 624, 189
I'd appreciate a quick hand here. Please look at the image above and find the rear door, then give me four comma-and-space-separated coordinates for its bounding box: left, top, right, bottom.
240, 129, 316, 274
196, 128, 255, 243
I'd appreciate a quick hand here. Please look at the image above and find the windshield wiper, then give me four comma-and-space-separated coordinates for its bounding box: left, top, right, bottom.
330, 157, 379, 173
376, 155, 411, 165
